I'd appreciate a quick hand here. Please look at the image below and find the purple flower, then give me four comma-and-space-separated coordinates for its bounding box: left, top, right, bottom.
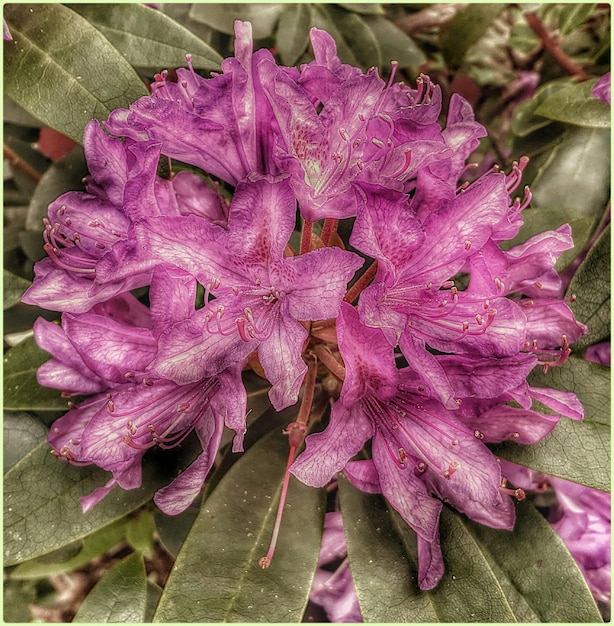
38, 272, 247, 515
124, 176, 362, 409
586, 341, 610, 366
22, 121, 221, 314
292, 304, 524, 590
105, 21, 280, 185
3, 19, 12, 41
501, 462, 610, 604
309, 512, 363, 623
548, 477, 611, 604
592, 72, 611, 105
257, 29, 478, 221
353, 175, 528, 407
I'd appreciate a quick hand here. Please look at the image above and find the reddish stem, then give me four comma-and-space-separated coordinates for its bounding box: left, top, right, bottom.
300, 219, 313, 254
525, 12, 589, 81
343, 261, 378, 304
313, 344, 346, 382
321, 218, 339, 246
258, 358, 318, 568
4, 144, 42, 182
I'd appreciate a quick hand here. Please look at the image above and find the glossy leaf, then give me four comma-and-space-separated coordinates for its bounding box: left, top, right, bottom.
3, 4, 148, 144
338, 476, 514, 622
3, 411, 48, 472
316, 5, 381, 70
10, 518, 127, 579
492, 357, 610, 491
3, 269, 31, 310
558, 3, 597, 34
69, 4, 223, 70
535, 78, 611, 129
512, 127, 610, 270
3, 333, 70, 411
276, 4, 312, 67
153, 427, 326, 622
4, 441, 171, 565
441, 4, 505, 69
465, 502, 602, 622
339, 476, 602, 622
188, 3, 285, 39
25, 145, 87, 231
512, 80, 567, 137
73, 552, 148, 623
363, 15, 426, 69
125, 509, 156, 559
566, 223, 611, 350
312, 5, 361, 67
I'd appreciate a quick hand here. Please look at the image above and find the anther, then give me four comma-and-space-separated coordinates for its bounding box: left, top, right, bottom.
474, 430, 484, 439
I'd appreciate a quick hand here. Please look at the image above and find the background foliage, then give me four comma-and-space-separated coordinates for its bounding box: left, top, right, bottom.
3, 3, 610, 622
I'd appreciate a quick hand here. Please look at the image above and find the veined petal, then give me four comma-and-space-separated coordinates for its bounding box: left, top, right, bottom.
153, 299, 257, 383
371, 433, 442, 542
343, 459, 381, 493
462, 405, 560, 445
337, 302, 399, 406
258, 312, 308, 410
279, 247, 363, 321
153, 406, 224, 515
291, 402, 374, 488
434, 353, 538, 399
528, 387, 584, 420
350, 183, 424, 272
417, 534, 445, 591
82, 120, 128, 206
149, 265, 197, 337
62, 313, 156, 384
424, 466, 516, 530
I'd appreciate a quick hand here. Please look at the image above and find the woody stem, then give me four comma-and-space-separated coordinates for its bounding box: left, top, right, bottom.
344, 261, 378, 303
300, 219, 314, 254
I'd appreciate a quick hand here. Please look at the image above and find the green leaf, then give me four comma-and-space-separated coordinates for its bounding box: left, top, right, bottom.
69, 4, 222, 70
3, 333, 71, 411
10, 518, 127, 579
340, 4, 385, 15
512, 127, 610, 270
339, 476, 515, 622
315, 5, 382, 70
188, 3, 285, 39
3, 270, 32, 310
339, 477, 602, 622
558, 3, 596, 35
535, 78, 611, 129
153, 427, 326, 622
492, 357, 610, 491
566, 223, 611, 350
3, 4, 148, 144
363, 15, 426, 69
73, 552, 148, 623
4, 441, 169, 565
276, 4, 312, 67
3, 411, 48, 472
311, 5, 361, 67
466, 502, 602, 622
511, 79, 566, 138
125, 509, 156, 559
25, 145, 88, 231
441, 4, 505, 69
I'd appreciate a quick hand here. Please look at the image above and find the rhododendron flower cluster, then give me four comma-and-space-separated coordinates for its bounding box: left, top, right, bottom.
24, 21, 588, 590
